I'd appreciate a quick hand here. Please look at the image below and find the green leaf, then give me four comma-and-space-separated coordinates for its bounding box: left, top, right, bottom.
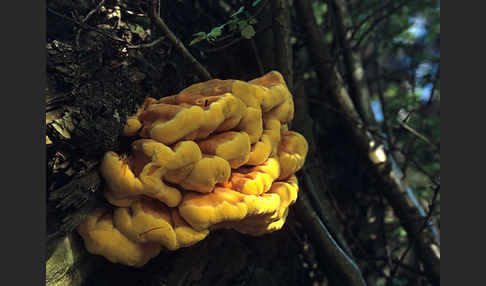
207, 26, 223, 41
189, 32, 207, 46
227, 19, 238, 31
193, 32, 207, 37
249, 18, 258, 25
127, 23, 147, 39
313, 3, 328, 25
231, 6, 245, 18
252, 0, 262, 7
238, 20, 249, 30
241, 25, 256, 39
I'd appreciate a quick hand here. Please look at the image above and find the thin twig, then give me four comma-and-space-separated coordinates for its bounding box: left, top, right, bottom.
349, 0, 401, 42
75, 0, 106, 47
425, 64, 440, 108
295, 0, 440, 282
127, 36, 166, 49
204, 25, 272, 53
389, 185, 440, 279
47, 7, 127, 44
270, 0, 293, 90
148, 0, 212, 81
306, 95, 390, 143
250, 38, 265, 75
399, 122, 440, 151
378, 193, 394, 271
84, 0, 106, 22
377, 87, 395, 150
351, 0, 408, 49
399, 134, 419, 181
396, 145, 440, 187
210, 0, 269, 44
205, 37, 245, 53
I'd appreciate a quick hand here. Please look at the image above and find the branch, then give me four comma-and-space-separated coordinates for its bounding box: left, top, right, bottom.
148, 0, 212, 81
270, 0, 293, 90
372, 35, 396, 152
349, 0, 401, 43
47, 7, 127, 44
377, 90, 395, 150
204, 24, 273, 53
294, 1, 440, 285
351, 0, 408, 49
330, 0, 377, 126
293, 81, 355, 259
250, 38, 265, 76
425, 63, 440, 108
399, 122, 440, 152
75, 0, 106, 47
126, 36, 166, 49
293, 66, 364, 286
389, 185, 440, 282
294, 190, 367, 286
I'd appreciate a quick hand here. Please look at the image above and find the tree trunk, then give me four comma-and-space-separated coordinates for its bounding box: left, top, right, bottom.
294, 1, 440, 285
45, 21, 326, 286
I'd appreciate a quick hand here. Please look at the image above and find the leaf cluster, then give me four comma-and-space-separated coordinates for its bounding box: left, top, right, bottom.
189, 1, 262, 46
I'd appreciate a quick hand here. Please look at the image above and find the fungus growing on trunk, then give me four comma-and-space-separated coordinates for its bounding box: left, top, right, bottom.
78, 71, 309, 267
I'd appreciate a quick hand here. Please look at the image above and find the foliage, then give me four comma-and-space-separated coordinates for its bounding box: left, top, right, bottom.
308, 0, 440, 285
189, 1, 262, 46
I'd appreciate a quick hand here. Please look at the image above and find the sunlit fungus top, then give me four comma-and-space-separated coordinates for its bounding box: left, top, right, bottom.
78, 71, 309, 267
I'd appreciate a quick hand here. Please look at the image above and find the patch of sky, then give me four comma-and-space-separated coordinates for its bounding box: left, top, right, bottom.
409, 17, 435, 102
419, 83, 433, 101
371, 100, 383, 122
415, 62, 433, 101
371, 14, 438, 121
409, 17, 427, 38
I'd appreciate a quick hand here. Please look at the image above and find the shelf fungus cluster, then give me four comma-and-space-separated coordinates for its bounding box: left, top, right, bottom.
77, 71, 309, 267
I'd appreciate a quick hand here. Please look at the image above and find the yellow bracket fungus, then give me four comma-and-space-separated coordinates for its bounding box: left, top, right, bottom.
77, 208, 162, 267
197, 131, 251, 169
78, 71, 309, 267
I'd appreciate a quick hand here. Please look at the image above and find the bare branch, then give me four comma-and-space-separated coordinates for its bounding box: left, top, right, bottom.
75, 0, 106, 48
376, 85, 395, 150
351, 1, 408, 49
399, 122, 440, 152
349, 0, 401, 42
292, 81, 356, 261
148, 0, 212, 81
126, 36, 166, 49
205, 37, 244, 53
331, 0, 377, 126
294, 190, 367, 286
294, 1, 440, 284
425, 64, 440, 108
389, 185, 440, 281
83, 0, 106, 23
270, 0, 293, 90
47, 7, 128, 44
250, 39, 265, 76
